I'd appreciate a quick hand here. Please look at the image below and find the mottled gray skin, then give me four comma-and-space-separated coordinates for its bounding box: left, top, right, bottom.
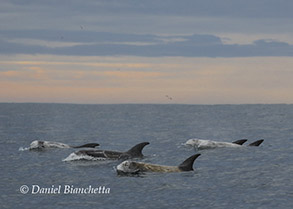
116, 154, 201, 174
185, 139, 263, 149
73, 142, 150, 160
29, 140, 99, 150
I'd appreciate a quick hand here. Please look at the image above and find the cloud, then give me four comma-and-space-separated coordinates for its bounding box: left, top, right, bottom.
1, 55, 293, 103
1, 0, 292, 48
1, 1, 292, 104
1, 30, 292, 57
4, 0, 293, 18
2, 1, 292, 34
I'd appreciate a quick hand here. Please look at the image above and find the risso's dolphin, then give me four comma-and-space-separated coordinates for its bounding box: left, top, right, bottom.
64, 142, 150, 161
116, 154, 201, 174
185, 138, 264, 150
29, 140, 100, 150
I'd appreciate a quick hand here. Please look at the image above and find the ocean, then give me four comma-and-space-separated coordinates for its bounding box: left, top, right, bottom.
1, 103, 293, 209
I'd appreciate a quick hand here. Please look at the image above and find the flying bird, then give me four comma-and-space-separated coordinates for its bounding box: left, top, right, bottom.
166, 95, 173, 100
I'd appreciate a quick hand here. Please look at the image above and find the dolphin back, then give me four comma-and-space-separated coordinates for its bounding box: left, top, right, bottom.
72, 143, 100, 148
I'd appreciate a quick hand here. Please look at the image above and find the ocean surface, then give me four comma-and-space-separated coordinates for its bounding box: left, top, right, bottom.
1, 103, 293, 209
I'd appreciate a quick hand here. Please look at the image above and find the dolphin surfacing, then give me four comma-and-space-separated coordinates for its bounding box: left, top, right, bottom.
116, 154, 201, 174
185, 138, 264, 149
64, 142, 150, 161
29, 140, 100, 150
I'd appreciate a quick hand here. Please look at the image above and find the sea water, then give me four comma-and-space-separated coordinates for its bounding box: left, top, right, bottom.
0, 103, 293, 209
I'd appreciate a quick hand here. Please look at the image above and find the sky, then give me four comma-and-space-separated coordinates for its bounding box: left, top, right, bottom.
1, 0, 293, 104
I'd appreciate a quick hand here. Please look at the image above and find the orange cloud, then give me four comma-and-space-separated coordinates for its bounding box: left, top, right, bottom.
0, 67, 48, 80
1, 55, 293, 104
102, 71, 163, 79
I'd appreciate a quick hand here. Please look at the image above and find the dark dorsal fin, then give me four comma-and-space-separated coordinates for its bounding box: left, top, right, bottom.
125, 142, 150, 158
72, 143, 100, 148
249, 139, 264, 146
232, 139, 248, 145
178, 154, 201, 171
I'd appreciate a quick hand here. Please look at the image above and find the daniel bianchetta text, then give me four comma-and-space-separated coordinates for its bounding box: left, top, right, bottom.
20, 185, 110, 194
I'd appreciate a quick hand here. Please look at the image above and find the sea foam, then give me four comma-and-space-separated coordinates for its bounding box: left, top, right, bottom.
62, 152, 106, 162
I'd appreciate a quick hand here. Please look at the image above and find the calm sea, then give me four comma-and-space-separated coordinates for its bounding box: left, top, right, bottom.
1, 103, 293, 209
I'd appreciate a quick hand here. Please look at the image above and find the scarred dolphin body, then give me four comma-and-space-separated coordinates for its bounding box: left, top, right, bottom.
185, 139, 264, 150
116, 154, 201, 174
64, 142, 150, 161
29, 140, 100, 150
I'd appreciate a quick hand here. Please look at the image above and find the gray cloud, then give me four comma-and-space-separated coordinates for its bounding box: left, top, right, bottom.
1, 1, 292, 57
1, 0, 292, 42
4, 0, 293, 18
1, 30, 292, 57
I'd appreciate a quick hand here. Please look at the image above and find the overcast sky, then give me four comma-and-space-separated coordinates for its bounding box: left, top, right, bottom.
1, 0, 293, 104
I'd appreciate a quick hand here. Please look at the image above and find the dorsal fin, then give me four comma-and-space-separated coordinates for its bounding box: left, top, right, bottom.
72, 143, 100, 148
125, 142, 150, 158
178, 154, 201, 171
232, 139, 248, 145
249, 139, 264, 146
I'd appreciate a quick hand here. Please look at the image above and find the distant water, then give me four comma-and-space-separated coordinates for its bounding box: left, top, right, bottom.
1, 103, 293, 209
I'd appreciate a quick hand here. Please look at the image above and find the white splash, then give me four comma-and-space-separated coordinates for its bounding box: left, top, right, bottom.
62, 152, 106, 162
18, 147, 30, 151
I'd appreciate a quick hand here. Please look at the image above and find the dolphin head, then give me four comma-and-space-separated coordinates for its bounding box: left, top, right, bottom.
185, 139, 201, 147
29, 140, 45, 150
116, 160, 141, 175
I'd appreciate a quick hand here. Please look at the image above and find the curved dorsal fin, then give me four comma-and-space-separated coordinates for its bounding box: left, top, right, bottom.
249, 139, 264, 146
232, 139, 248, 145
125, 142, 150, 158
178, 154, 201, 171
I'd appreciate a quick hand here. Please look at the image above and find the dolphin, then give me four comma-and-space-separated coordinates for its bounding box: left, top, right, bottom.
116, 154, 201, 174
64, 142, 150, 161
29, 140, 100, 150
185, 138, 264, 149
